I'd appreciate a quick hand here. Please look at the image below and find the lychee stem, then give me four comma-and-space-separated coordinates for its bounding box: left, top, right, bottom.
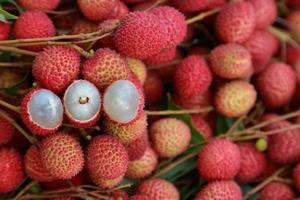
0, 62, 32, 68
79, 96, 89, 104
0, 99, 21, 113
13, 180, 38, 200
0, 46, 38, 56
145, 107, 213, 115
225, 114, 247, 135
145, 0, 167, 11
147, 59, 181, 70
186, 8, 221, 25
268, 26, 300, 48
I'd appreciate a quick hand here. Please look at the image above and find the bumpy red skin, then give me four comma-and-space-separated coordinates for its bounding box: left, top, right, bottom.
21, 89, 62, 135
0, 22, 10, 41
33, 45, 81, 94
41, 132, 84, 180
215, 1, 255, 44
150, 6, 187, 48
25, 145, 55, 182
0, 147, 24, 193
172, 0, 210, 12
191, 114, 212, 139
130, 195, 151, 200
0, 116, 14, 145
137, 178, 179, 200
83, 48, 132, 91
114, 11, 168, 60
123, 0, 148, 4
109, 0, 129, 19
194, 181, 242, 200
71, 19, 97, 47
174, 55, 212, 98
87, 135, 128, 181
209, 43, 253, 79
125, 132, 148, 161
293, 163, 300, 192
260, 114, 300, 164
110, 189, 129, 200
14, 10, 55, 51
77, 0, 114, 21
255, 62, 297, 109
51, 196, 74, 200
17, 0, 60, 11
287, 45, 300, 66
145, 47, 177, 65
96, 19, 118, 50
236, 142, 266, 183
143, 72, 164, 105
173, 89, 212, 110
260, 182, 295, 200
198, 138, 241, 181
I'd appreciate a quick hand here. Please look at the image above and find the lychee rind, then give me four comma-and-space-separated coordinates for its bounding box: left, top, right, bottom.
0, 116, 15, 145
143, 72, 164, 105
260, 182, 295, 200
130, 195, 150, 200
191, 114, 213, 139
125, 132, 148, 161
110, 189, 129, 200
0, 147, 24, 193
0, 22, 10, 41
173, 89, 212, 110
95, 175, 124, 189
32, 45, 81, 94
150, 118, 191, 158
172, 0, 210, 12
41, 132, 84, 180
215, 81, 257, 117
127, 57, 147, 84
137, 178, 179, 200
194, 181, 242, 200
215, 1, 255, 43
17, 0, 60, 11
293, 163, 300, 192
145, 47, 177, 65
198, 138, 241, 181
109, 0, 129, 20
174, 55, 212, 97
77, 0, 115, 21
255, 62, 297, 108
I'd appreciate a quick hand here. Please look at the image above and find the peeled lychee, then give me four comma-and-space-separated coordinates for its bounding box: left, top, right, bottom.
143, 72, 164, 105
137, 178, 179, 200
32, 45, 81, 94
127, 57, 147, 84
41, 132, 84, 180
194, 181, 242, 200
0, 116, 15, 145
198, 138, 241, 181
21, 89, 64, 135
125, 132, 149, 161
150, 118, 191, 157
191, 114, 213, 139
215, 81, 257, 117
17, 0, 60, 11
0, 147, 24, 193
77, 0, 115, 21
255, 62, 297, 108
260, 182, 295, 200
0, 22, 10, 41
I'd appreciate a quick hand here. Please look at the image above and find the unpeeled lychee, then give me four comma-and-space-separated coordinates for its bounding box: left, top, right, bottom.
0, 22, 10, 40
143, 72, 164, 105
96, 175, 124, 189
0, 116, 15, 145
110, 190, 129, 200
287, 44, 300, 66
173, 89, 212, 110
130, 195, 150, 200
32, 45, 81, 94
198, 138, 241, 181
109, 0, 129, 20
127, 57, 147, 84
172, 0, 210, 12
260, 182, 295, 200
125, 132, 148, 161
293, 163, 300, 192
145, 47, 177, 65
191, 114, 213, 139
17, 0, 60, 11
77, 0, 114, 21
286, 10, 300, 42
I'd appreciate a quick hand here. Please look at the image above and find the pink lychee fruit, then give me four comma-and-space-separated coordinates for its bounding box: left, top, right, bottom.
77, 0, 115, 21
143, 72, 164, 105
191, 114, 213, 139
17, 0, 60, 11
125, 132, 149, 161
0, 115, 15, 145
260, 182, 295, 200
0, 22, 10, 41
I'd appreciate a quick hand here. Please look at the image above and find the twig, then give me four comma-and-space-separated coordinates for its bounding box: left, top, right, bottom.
0, 46, 38, 56
145, 107, 213, 116
186, 8, 221, 25
13, 181, 37, 200
0, 99, 21, 113
147, 59, 181, 70
225, 114, 246, 135
0, 62, 32, 68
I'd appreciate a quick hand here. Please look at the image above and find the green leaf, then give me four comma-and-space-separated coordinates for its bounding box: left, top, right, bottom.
216, 115, 245, 135
0, 51, 11, 61
28, 182, 42, 194
0, 8, 17, 20
0, 71, 29, 94
0, 0, 23, 13
180, 179, 204, 200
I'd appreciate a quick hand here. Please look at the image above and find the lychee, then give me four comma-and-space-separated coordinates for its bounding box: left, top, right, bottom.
172, 0, 210, 13
63, 80, 101, 128
293, 162, 300, 192
109, 0, 129, 20
260, 182, 295, 200
125, 132, 149, 161
0, 22, 10, 41
71, 19, 97, 47
215, 81, 257, 117
198, 138, 241, 181
143, 72, 164, 105
287, 44, 300, 66
77, 0, 115, 21
127, 57, 147, 84
130, 195, 150, 200
110, 189, 129, 200
145, 47, 177, 65
122, 0, 148, 4
41, 132, 84, 180
96, 19, 118, 50
21, 89, 64, 135
17, 0, 61, 11
51, 197, 74, 200
286, 10, 300, 42
95, 175, 124, 189
0, 116, 15, 145
173, 89, 212, 110
32, 45, 81, 94
191, 114, 213, 139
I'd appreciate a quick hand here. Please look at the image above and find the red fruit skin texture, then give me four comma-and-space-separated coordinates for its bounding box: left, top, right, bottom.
174, 55, 212, 98
123, 0, 147, 4
260, 114, 300, 164
191, 114, 213, 139
83, 48, 132, 91
236, 142, 266, 183
110, 189, 129, 200
198, 138, 241, 181
14, 10, 55, 51
143, 71, 164, 105
287, 44, 300, 66
96, 19, 118, 50
109, 0, 129, 19
51, 196, 74, 200
17, 0, 60, 11
25, 145, 55, 182
150, 6, 187, 48
137, 178, 179, 200
215, 1, 255, 44
87, 135, 128, 182
21, 89, 62, 135
0, 116, 15, 145
172, 0, 210, 12
145, 46, 177, 65
41, 132, 84, 180
260, 182, 295, 200
255, 62, 297, 109
77, 0, 114, 21
286, 10, 300, 42
125, 132, 148, 161
0, 147, 24, 193
293, 163, 300, 192
0, 22, 10, 40
195, 180, 242, 200
130, 195, 150, 200
114, 11, 168, 60
33, 45, 81, 94
173, 89, 212, 110
71, 19, 97, 35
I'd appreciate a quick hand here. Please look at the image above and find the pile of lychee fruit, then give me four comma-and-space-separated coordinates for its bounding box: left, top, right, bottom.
0, 0, 300, 200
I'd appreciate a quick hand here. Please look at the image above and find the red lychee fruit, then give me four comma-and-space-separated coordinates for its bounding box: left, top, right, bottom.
215, 81, 257, 117
114, 11, 168, 59
0, 116, 15, 145
260, 182, 295, 200
123, 0, 148, 4
14, 10, 55, 51
21, 89, 64, 135
173, 89, 212, 110
41, 132, 84, 180
71, 19, 97, 47
143, 71, 164, 105
130, 195, 150, 200
127, 57, 147, 84
236, 142, 266, 183
96, 175, 124, 189
255, 62, 297, 108
145, 47, 177, 65
198, 138, 241, 181
190, 46, 210, 56
172, 0, 210, 13
209, 43, 253, 79
96, 19, 117, 50
287, 45, 300, 66
0, 22, 10, 40
125, 132, 149, 161
194, 180, 242, 200
82, 48, 132, 91
25, 145, 55, 182
126, 146, 158, 179
32, 45, 81, 94
77, 0, 115, 21
293, 162, 300, 192
191, 114, 213, 139
110, 189, 129, 200
109, 0, 129, 20
174, 55, 212, 97
17, 0, 60, 11
215, 1, 255, 43
150, 118, 191, 157
137, 178, 179, 200
286, 10, 300, 42
0, 147, 24, 193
